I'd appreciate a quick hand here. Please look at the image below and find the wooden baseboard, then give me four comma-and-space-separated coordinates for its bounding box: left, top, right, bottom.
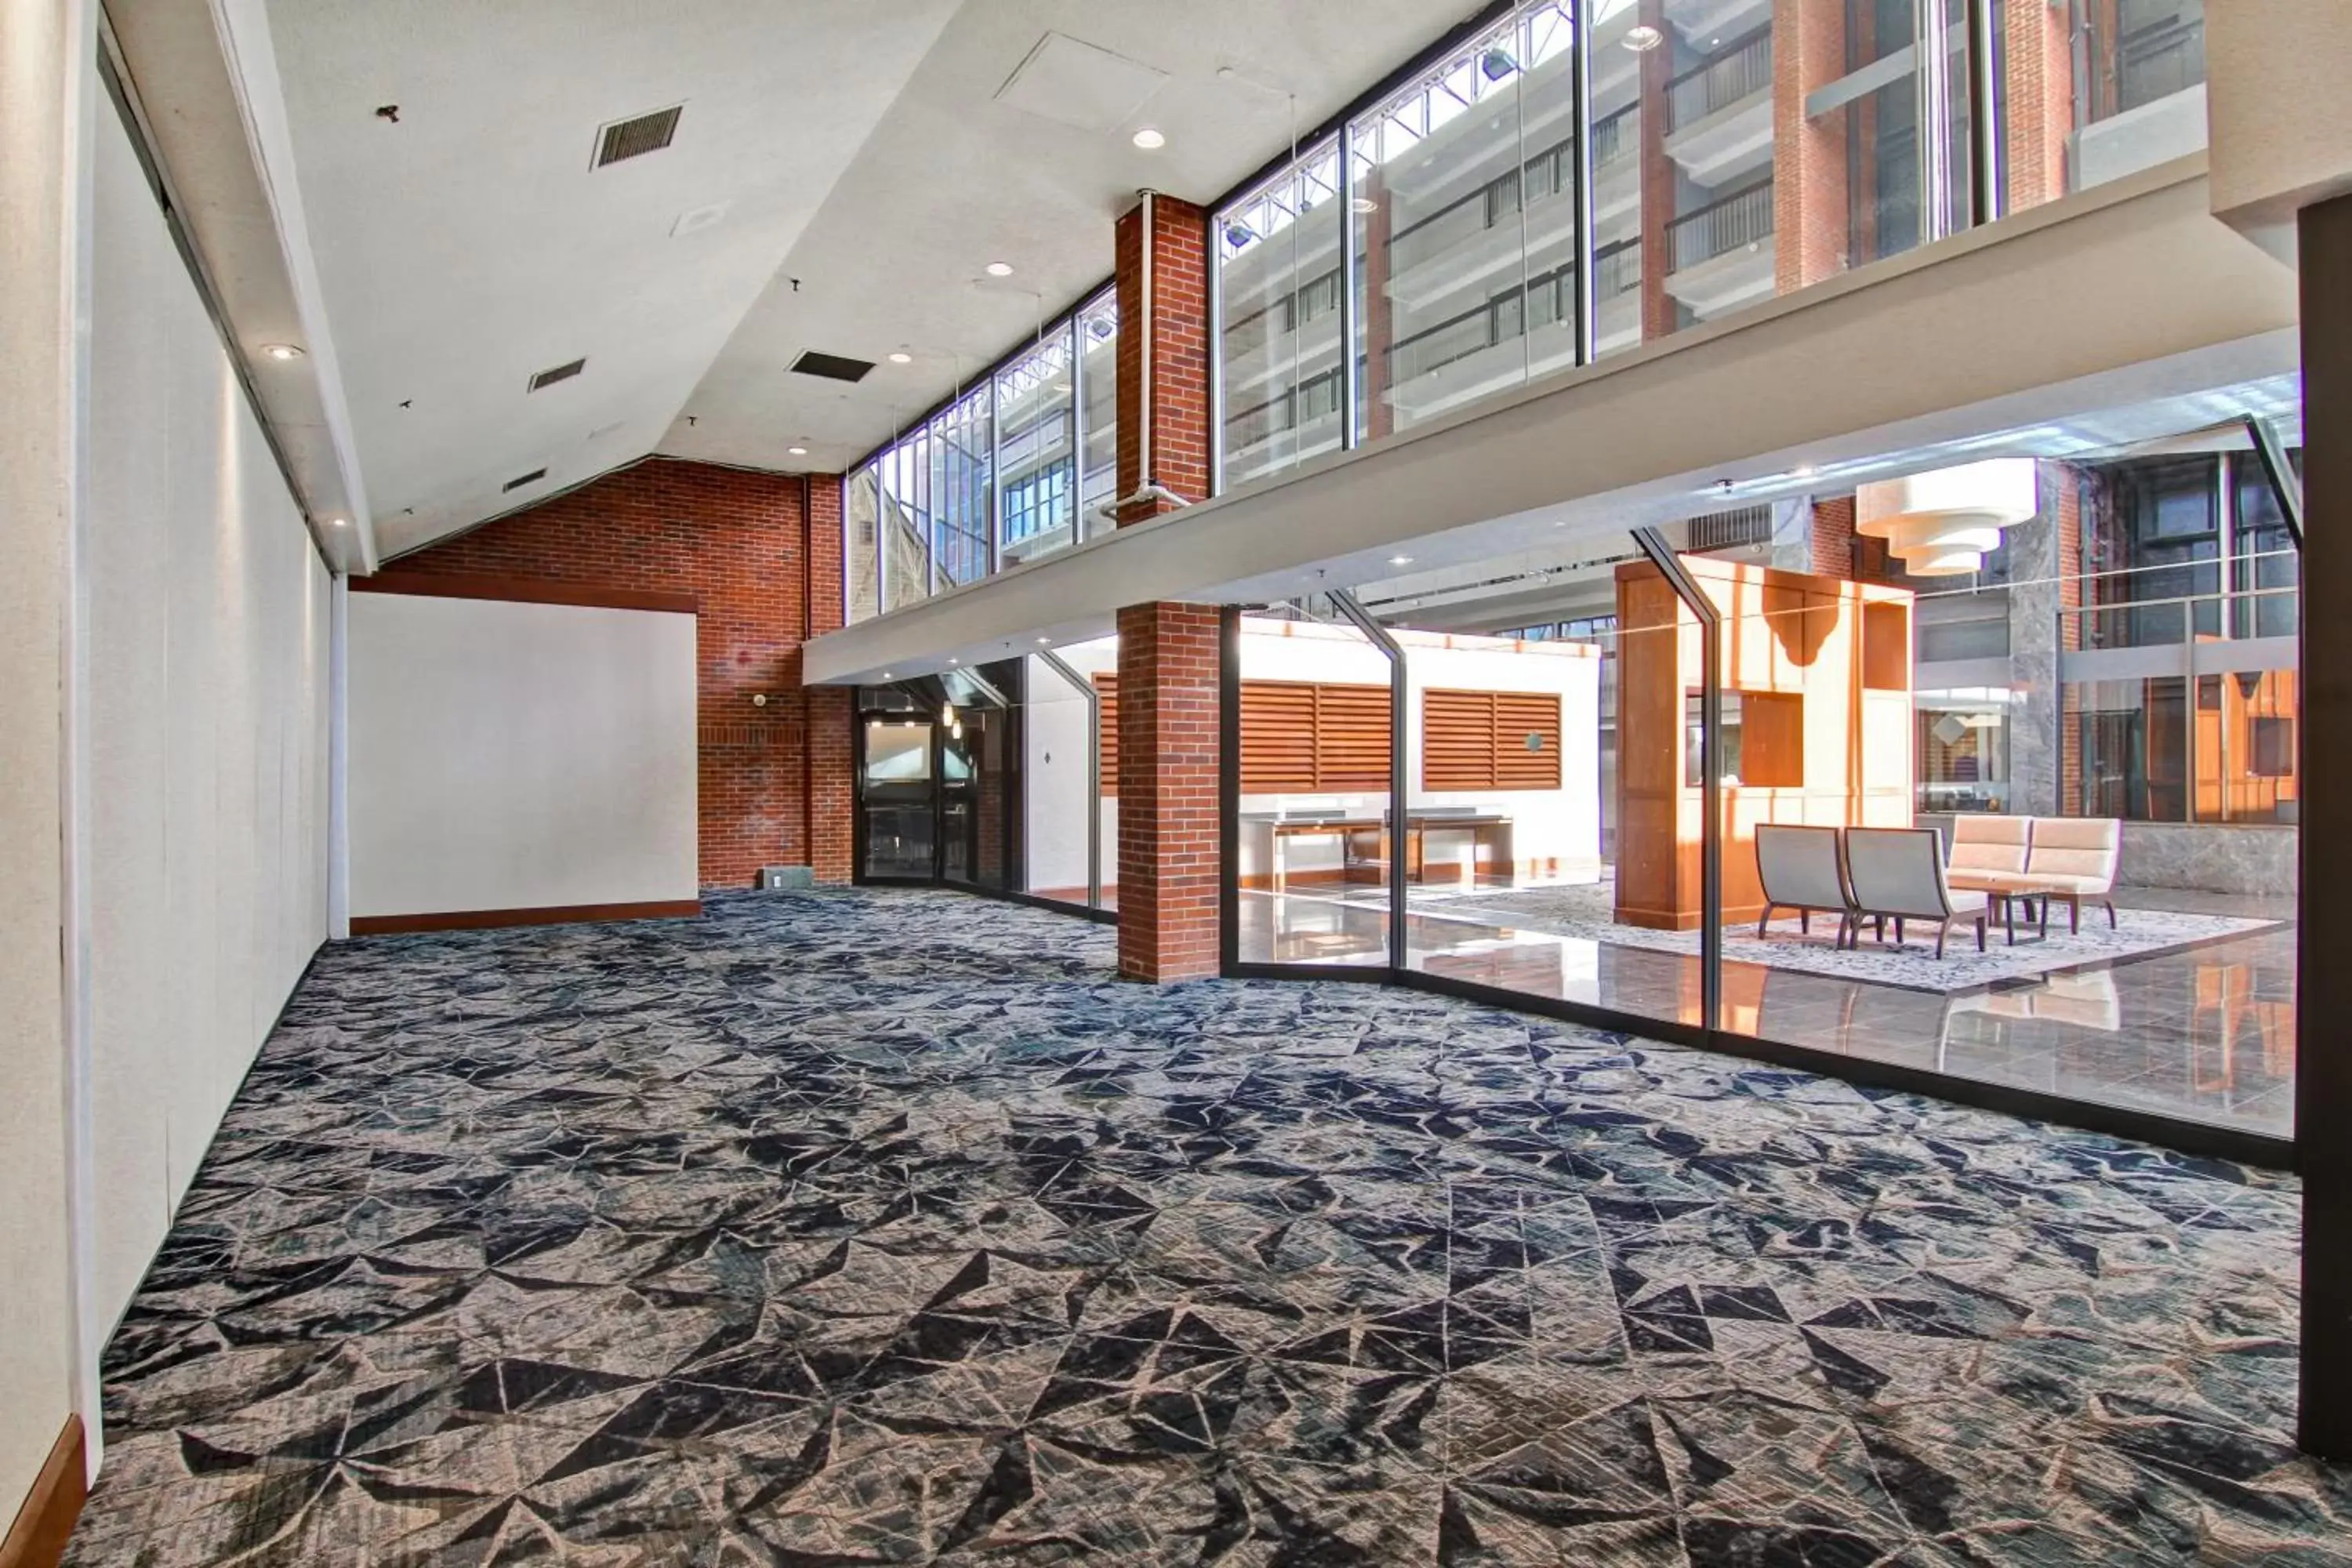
1, 1416, 85, 1568
350, 899, 701, 935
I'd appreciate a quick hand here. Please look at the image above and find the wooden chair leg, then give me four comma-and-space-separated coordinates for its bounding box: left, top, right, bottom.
1757, 904, 1774, 941
2105, 898, 2117, 930
2069, 897, 2080, 936
1894, 916, 1905, 946
1976, 914, 1987, 953
1935, 920, 1947, 960
1800, 909, 1810, 935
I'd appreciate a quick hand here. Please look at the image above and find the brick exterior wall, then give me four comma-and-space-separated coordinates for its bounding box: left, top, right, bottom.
1114, 194, 1210, 518
392, 456, 854, 889
2005, 0, 2074, 211
1116, 603, 1221, 982
1774, 0, 1850, 293
1809, 495, 1856, 579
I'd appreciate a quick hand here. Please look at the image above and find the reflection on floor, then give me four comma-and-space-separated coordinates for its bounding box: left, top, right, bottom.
1240, 882, 2296, 1137
66, 891, 2346, 1564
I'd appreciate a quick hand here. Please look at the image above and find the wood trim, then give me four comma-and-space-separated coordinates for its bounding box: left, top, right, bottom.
0, 1416, 85, 1568
350, 571, 699, 615
350, 899, 701, 935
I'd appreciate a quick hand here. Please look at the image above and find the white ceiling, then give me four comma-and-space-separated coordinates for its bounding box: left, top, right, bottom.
257, 0, 1479, 560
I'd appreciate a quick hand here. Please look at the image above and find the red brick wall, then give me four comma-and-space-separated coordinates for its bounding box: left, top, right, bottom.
1114, 194, 1210, 518
1775, 0, 1850, 294
1116, 603, 1222, 982
2005, 0, 2074, 212
1810, 496, 1856, 579
392, 456, 853, 888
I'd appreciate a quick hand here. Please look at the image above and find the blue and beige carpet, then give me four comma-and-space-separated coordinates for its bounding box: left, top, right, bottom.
65, 889, 2347, 1564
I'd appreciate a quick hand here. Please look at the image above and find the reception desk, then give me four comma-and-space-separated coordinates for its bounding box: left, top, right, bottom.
1245, 810, 1515, 892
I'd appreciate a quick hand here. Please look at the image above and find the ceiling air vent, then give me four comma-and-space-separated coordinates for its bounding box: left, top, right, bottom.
790, 350, 874, 383
528, 358, 586, 392
593, 104, 682, 168
503, 467, 549, 493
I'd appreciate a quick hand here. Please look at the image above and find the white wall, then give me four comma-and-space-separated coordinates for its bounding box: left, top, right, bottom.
84, 96, 333, 1353
348, 593, 697, 917
1, 0, 90, 1505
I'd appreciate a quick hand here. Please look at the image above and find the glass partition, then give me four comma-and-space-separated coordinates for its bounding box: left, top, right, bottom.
1076, 292, 1120, 537
1230, 604, 1395, 966
846, 464, 880, 625
1025, 639, 1114, 912
996, 328, 1076, 569
1215, 142, 1345, 491
880, 437, 931, 612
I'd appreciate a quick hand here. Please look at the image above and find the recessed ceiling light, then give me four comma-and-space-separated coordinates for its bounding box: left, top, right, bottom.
1624, 24, 1664, 50
1792, 463, 1817, 477
1036, 636, 1051, 644
1131, 127, 1165, 150
888, 351, 913, 364
787, 445, 809, 456
1351, 197, 1379, 215
260, 343, 303, 361
328, 516, 347, 528
948, 656, 960, 665
1388, 554, 1414, 566
985, 262, 1014, 278
881, 671, 894, 679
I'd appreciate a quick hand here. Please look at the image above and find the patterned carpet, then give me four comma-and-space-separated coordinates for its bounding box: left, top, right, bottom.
65, 889, 2350, 1566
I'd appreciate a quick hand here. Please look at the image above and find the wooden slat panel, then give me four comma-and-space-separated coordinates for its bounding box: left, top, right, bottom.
1094, 673, 1118, 798
1494, 691, 1563, 789
1423, 688, 1563, 792
1240, 679, 1319, 793
1312, 683, 1393, 790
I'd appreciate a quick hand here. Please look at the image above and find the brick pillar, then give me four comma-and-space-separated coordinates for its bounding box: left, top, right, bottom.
804, 473, 855, 883
1774, 0, 1849, 294
1359, 162, 1396, 442
1116, 604, 1221, 981
1112, 193, 1221, 981
1114, 193, 1209, 520
1636, 0, 1677, 342
1809, 496, 1856, 579
2002, 0, 2074, 212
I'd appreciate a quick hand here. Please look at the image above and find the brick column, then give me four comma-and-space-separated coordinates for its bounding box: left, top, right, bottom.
1113, 192, 1209, 519
1116, 604, 1221, 981
803, 473, 855, 883
1774, 0, 1849, 294
1636, 0, 1677, 342
1809, 496, 1856, 579
1112, 192, 1221, 980
2002, 0, 2074, 212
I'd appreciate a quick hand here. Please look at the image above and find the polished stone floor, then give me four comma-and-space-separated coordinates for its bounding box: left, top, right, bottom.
68, 889, 2343, 1565
1240, 884, 2296, 1138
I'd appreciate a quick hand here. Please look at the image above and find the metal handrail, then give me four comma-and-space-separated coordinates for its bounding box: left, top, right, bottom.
1666, 178, 1774, 270
1665, 26, 1772, 132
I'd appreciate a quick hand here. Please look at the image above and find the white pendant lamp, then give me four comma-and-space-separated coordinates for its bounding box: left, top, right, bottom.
1854, 459, 2038, 576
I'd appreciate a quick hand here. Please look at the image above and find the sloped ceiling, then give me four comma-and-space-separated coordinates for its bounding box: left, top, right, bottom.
257, 0, 1477, 561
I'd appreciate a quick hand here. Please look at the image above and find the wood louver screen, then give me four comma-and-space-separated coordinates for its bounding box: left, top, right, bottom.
1240, 680, 1392, 793
1093, 673, 1118, 797
1423, 688, 1563, 791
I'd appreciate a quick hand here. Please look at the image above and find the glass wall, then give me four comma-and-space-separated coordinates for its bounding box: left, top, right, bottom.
848, 290, 1119, 623
1215, 143, 1345, 490
1211, 0, 2209, 492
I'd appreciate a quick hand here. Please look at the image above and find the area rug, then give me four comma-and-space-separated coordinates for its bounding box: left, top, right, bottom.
1389, 879, 2284, 994
62, 890, 2346, 1566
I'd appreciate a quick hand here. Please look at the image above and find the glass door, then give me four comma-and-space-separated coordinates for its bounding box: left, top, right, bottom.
858, 714, 937, 881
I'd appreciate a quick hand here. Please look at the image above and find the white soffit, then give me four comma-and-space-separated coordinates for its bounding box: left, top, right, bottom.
107, 0, 378, 573
995, 32, 1169, 132
803, 162, 2300, 684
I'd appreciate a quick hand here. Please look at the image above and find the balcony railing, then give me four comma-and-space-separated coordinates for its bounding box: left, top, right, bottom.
1592, 102, 1636, 172
1666, 178, 1774, 270
1665, 27, 1773, 134
1595, 237, 1641, 298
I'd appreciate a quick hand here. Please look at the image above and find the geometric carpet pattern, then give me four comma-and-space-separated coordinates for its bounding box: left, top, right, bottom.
64, 889, 2351, 1565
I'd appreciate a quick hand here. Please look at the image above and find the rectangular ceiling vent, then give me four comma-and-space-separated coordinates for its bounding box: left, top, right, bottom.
790, 350, 874, 383
528, 358, 586, 392
503, 467, 549, 493
593, 104, 682, 168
